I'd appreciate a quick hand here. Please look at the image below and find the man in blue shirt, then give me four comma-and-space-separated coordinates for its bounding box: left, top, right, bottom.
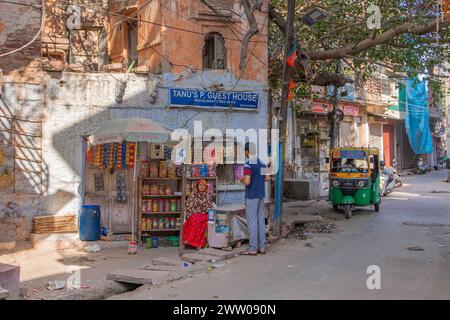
240, 142, 269, 255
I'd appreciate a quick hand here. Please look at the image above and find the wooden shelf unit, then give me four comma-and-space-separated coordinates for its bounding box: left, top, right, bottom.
138, 160, 219, 247
138, 165, 185, 245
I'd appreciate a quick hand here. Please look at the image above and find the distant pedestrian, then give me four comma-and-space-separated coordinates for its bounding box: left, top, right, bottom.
240, 142, 269, 255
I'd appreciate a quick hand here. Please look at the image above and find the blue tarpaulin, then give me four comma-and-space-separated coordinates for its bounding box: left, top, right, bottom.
404, 79, 433, 154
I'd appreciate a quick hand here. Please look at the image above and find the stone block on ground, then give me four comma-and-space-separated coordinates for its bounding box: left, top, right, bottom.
141, 265, 186, 272
0, 263, 20, 300
151, 256, 182, 267
0, 287, 9, 300
31, 233, 81, 250
107, 269, 170, 285
0, 241, 16, 251
19, 286, 31, 298
142, 261, 209, 274
197, 248, 239, 259
284, 179, 320, 200
181, 253, 224, 264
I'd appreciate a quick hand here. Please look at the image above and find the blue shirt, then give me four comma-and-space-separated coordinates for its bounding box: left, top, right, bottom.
244, 158, 266, 199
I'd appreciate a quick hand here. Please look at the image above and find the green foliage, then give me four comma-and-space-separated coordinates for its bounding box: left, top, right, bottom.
269, 0, 449, 82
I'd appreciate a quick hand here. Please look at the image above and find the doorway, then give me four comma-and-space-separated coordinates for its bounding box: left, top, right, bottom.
383, 125, 395, 167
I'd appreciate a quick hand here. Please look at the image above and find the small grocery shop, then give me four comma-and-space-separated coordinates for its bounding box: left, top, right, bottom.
82, 118, 261, 249
294, 99, 363, 197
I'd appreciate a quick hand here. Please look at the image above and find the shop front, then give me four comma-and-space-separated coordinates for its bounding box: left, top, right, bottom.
292, 100, 364, 198
296, 100, 331, 198
83, 137, 270, 250
77, 73, 269, 249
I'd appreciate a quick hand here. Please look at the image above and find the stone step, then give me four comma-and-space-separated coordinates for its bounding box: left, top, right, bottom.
141, 261, 210, 274
107, 269, 171, 285
181, 253, 224, 264
0, 287, 9, 300
151, 256, 183, 267
196, 248, 240, 259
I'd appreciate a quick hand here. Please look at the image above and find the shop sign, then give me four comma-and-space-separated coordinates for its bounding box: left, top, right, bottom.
169, 88, 259, 110
341, 103, 360, 116
311, 100, 332, 113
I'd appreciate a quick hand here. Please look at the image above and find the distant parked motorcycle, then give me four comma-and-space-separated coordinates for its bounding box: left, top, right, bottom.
380, 161, 402, 196
416, 157, 430, 174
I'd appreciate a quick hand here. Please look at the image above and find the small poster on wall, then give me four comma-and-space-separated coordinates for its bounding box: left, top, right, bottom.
94, 172, 105, 192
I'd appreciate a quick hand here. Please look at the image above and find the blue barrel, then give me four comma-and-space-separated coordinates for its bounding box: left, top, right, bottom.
79, 205, 101, 241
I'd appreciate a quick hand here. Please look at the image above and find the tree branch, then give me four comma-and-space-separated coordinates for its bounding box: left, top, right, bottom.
240, 0, 261, 70
306, 18, 449, 60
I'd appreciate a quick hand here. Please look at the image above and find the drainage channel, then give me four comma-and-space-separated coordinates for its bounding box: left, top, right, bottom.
56, 282, 141, 300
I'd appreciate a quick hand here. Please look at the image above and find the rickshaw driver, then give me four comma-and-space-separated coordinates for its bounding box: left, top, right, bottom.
341, 158, 358, 172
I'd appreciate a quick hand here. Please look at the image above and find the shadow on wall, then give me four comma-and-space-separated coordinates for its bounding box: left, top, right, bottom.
0, 85, 49, 201
1, 70, 268, 222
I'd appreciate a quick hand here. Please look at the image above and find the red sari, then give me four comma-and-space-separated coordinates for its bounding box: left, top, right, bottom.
182, 180, 214, 248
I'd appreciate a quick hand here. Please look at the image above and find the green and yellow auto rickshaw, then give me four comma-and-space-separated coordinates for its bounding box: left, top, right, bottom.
328, 147, 381, 219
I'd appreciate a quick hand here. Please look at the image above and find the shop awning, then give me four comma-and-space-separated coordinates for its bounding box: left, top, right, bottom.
88, 118, 173, 145
367, 111, 402, 120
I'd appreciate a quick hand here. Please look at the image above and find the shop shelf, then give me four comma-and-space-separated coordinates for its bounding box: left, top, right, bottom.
142, 194, 183, 198
187, 177, 217, 180
141, 229, 181, 232
186, 193, 216, 196
142, 177, 182, 180
141, 211, 183, 214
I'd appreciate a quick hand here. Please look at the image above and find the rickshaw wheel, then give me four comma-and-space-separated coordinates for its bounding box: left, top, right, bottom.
332, 204, 339, 211
344, 204, 352, 219
374, 202, 380, 212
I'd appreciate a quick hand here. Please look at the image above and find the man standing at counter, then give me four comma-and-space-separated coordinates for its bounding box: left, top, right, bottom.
240, 142, 269, 255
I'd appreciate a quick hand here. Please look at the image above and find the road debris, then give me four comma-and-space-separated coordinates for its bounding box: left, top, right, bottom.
430, 190, 450, 194
303, 221, 337, 234
407, 246, 425, 251
289, 220, 337, 240
85, 244, 102, 252
47, 280, 66, 291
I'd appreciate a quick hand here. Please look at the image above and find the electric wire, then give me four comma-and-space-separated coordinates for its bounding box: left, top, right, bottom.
0, 0, 44, 58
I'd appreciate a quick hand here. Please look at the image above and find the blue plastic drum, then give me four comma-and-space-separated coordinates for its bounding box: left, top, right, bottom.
79, 205, 101, 241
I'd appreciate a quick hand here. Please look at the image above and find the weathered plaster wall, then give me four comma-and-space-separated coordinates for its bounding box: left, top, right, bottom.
1, 70, 268, 220
109, 0, 268, 80
0, 0, 42, 79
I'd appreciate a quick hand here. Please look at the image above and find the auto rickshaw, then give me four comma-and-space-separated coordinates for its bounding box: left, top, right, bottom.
328, 147, 381, 219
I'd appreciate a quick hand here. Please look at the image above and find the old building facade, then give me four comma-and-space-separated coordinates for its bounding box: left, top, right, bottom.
0, 0, 269, 240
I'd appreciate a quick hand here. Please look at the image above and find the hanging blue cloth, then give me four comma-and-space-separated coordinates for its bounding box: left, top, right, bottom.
404, 79, 433, 154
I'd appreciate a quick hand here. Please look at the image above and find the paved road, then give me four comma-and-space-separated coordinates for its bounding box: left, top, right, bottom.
124, 170, 450, 299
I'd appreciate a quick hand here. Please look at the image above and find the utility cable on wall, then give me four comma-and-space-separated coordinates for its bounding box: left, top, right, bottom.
0, 0, 45, 58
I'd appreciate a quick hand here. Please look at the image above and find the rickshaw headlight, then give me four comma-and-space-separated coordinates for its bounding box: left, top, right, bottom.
332, 180, 340, 187
356, 180, 365, 188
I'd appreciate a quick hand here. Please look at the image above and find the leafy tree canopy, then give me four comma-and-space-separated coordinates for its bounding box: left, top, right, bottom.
268, 0, 449, 90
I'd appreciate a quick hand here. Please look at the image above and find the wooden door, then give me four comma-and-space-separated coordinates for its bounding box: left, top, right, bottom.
383, 125, 395, 167
85, 166, 133, 234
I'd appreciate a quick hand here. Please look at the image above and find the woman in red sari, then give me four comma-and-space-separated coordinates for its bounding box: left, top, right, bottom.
182, 179, 215, 249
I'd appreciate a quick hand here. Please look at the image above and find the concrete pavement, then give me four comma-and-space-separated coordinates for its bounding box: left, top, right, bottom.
116, 170, 450, 300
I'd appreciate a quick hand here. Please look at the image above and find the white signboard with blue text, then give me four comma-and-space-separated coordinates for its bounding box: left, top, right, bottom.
169, 88, 259, 110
